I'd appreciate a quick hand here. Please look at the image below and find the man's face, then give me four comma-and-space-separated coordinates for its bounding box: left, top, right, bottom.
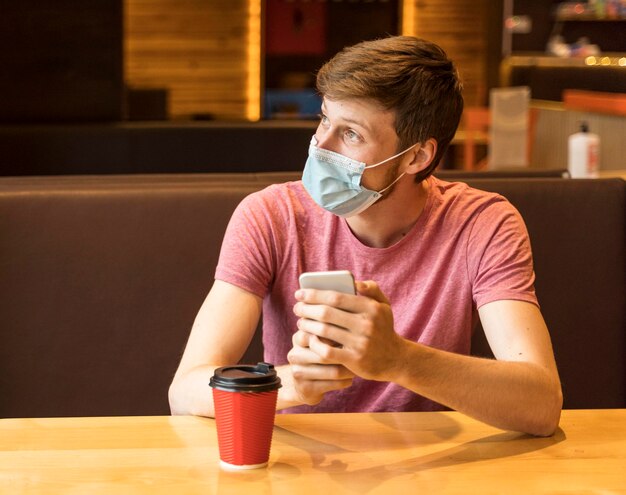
314, 97, 402, 191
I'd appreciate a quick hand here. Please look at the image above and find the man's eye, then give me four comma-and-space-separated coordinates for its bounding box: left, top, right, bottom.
345, 129, 361, 142
318, 114, 329, 126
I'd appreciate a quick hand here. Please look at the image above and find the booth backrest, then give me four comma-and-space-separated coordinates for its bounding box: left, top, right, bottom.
465, 178, 625, 411
0, 173, 624, 417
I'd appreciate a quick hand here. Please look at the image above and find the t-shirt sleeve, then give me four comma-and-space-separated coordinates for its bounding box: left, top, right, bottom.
466, 198, 538, 309
214, 189, 278, 299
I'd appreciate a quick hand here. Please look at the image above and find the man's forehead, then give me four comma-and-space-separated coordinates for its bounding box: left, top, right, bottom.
322, 97, 396, 135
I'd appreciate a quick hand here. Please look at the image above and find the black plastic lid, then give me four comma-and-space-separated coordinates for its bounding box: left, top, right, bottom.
209, 362, 282, 392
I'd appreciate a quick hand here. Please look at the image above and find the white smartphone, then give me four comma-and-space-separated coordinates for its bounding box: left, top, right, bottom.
298, 270, 356, 295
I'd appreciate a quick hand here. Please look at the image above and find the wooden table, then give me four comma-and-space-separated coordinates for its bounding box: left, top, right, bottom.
1, 409, 624, 494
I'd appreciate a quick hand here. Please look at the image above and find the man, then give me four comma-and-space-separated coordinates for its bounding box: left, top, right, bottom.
169, 36, 562, 436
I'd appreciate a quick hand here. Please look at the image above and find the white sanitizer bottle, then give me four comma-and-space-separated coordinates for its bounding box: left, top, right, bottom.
568, 122, 600, 178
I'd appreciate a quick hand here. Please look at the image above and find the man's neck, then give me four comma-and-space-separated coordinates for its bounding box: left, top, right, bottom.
345, 177, 430, 248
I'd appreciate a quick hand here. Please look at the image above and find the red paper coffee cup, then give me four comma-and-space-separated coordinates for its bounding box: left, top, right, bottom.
210, 362, 281, 469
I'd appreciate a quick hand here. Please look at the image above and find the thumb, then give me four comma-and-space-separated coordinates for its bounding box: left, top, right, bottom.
355, 280, 390, 304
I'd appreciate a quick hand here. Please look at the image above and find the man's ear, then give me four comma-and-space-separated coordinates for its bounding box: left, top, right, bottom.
405, 138, 437, 175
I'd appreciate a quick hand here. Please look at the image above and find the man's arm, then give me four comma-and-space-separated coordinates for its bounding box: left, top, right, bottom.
169, 280, 354, 417
291, 281, 562, 436
168, 280, 262, 417
390, 299, 562, 436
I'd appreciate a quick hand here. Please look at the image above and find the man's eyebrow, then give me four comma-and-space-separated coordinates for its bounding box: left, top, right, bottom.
343, 115, 371, 133
321, 104, 371, 133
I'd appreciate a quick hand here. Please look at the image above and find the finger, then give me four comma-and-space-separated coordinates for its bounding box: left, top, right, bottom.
291, 363, 355, 381
294, 328, 340, 349
297, 317, 348, 347
355, 280, 390, 305
295, 286, 387, 318
295, 304, 353, 340
292, 329, 311, 348
294, 288, 356, 312
307, 334, 349, 363
288, 343, 342, 366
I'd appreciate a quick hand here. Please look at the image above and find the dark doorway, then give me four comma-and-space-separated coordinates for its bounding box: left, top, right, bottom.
264, 0, 400, 119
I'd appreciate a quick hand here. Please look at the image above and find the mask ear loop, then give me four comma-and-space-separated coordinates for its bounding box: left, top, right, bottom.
364, 143, 419, 169
369, 143, 419, 194
377, 170, 406, 195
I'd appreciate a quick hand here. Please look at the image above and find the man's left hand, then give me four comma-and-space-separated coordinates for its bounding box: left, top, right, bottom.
292, 280, 405, 381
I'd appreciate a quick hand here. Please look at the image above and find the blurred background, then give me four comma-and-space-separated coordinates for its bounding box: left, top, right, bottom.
0, 0, 624, 173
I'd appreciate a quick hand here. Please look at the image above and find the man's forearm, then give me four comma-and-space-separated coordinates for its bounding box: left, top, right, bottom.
169, 365, 220, 417
169, 364, 305, 417
389, 341, 563, 436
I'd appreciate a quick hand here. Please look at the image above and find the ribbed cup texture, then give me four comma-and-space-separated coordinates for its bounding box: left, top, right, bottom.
212, 388, 279, 467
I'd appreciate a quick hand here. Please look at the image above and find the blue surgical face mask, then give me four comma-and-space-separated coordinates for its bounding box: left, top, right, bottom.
302, 136, 417, 218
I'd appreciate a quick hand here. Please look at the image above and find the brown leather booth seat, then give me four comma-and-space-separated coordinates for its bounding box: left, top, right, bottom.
0, 173, 624, 418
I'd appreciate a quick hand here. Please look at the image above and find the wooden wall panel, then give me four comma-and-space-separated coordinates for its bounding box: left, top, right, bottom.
404, 0, 489, 106
125, 0, 252, 120
125, 1, 489, 120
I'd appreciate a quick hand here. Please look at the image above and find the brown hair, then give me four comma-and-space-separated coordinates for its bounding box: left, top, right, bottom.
316, 36, 464, 180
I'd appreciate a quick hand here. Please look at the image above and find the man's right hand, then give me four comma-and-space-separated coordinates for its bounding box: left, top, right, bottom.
284, 331, 355, 406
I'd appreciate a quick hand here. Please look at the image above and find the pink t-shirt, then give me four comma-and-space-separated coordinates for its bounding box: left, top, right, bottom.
215, 177, 537, 413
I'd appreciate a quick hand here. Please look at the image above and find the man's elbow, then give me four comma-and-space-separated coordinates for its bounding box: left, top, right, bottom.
168, 377, 215, 418
531, 383, 563, 437
168, 379, 186, 416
